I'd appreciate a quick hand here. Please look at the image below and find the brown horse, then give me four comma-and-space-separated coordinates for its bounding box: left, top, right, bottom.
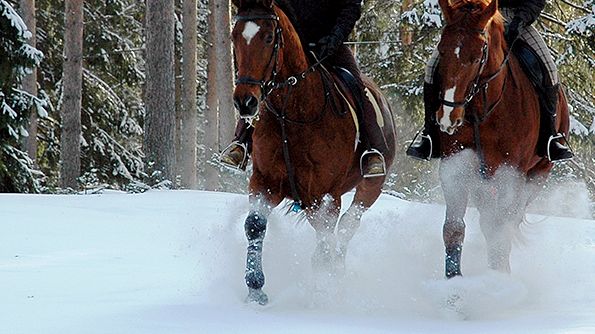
434, 0, 570, 278
230, 0, 396, 304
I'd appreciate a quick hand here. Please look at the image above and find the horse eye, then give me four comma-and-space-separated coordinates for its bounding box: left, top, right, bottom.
264, 34, 274, 44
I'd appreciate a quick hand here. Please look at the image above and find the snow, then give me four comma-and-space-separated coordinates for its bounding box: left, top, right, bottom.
1, 190, 595, 333
1, 0, 32, 39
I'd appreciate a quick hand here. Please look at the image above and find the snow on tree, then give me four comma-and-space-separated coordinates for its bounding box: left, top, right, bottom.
33, 0, 145, 189
0, 0, 46, 192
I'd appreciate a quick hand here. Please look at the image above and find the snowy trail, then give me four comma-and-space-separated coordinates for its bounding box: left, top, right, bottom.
1, 190, 595, 333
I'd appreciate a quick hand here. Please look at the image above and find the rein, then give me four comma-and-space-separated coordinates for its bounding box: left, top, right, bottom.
234, 12, 333, 211
441, 27, 515, 178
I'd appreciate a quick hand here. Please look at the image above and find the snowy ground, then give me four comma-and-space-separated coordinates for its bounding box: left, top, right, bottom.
1, 189, 595, 333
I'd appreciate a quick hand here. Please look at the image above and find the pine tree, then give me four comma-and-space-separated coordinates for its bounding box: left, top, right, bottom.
0, 0, 45, 192
34, 0, 145, 189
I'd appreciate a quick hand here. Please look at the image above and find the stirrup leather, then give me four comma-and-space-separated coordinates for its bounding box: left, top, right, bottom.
406, 129, 433, 161
360, 148, 386, 178
546, 133, 573, 162
220, 141, 249, 171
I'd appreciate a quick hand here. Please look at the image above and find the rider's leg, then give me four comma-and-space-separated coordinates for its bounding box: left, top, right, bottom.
220, 118, 254, 170
509, 12, 573, 161
330, 46, 387, 177
406, 49, 442, 160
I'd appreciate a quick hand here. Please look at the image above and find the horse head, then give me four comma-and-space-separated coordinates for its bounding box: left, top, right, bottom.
231, 0, 285, 120
435, 0, 502, 134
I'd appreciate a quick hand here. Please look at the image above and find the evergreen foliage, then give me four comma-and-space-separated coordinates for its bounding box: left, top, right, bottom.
0, 0, 45, 192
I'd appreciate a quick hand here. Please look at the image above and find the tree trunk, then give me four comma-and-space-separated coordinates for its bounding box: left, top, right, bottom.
204, 0, 220, 190
180, 0, 198, 188
400, 0, 414, 46
214, 0, 234, 150
60, 0, 83, 189
19, 0, 37, 165
145, 0, 176, 182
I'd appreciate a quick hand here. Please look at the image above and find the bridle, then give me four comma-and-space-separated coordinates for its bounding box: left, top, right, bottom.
233, 12, 327, 103
234, 13, 284, 101
440, 28, 513, 114
439, 25, 516, 178
232, 10, 332, 212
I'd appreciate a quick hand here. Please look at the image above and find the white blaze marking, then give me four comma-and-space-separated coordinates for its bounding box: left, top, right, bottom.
454, 47, 460, 59
242, 21, 260, 45
440, 87, 456, 131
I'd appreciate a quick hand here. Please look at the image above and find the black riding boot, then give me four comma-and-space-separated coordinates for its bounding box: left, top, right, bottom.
220, 119, 254, 170
543, 85, 573, 162
406, 82, 442, 160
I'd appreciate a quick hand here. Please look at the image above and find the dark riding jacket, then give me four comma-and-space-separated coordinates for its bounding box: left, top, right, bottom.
288, 0, 362, 45
500, 0, 546, 25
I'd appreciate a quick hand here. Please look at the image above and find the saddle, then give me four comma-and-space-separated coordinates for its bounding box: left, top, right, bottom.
512, 39, 548, 95
318, 65, 362, 151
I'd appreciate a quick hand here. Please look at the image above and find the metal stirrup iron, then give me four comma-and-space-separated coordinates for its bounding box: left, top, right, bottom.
220, 141, 249, 171
407, 128, 434, 161
360, 148, 386, 178
547, 133, 573, 162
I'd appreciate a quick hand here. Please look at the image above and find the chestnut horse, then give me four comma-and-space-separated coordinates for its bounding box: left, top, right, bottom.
231, 0, 396, 304
434, 0, 570, 278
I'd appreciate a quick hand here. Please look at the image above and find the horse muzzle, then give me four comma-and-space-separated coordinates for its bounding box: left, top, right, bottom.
437, 106, 464, 135
234, 94, 260, 118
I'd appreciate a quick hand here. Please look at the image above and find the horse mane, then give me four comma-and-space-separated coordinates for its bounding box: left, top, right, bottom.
273, 0, 304, 40
448, 0, 504, 27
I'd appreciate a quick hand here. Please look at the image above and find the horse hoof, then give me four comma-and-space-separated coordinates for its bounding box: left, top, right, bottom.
245, 288, 269, 306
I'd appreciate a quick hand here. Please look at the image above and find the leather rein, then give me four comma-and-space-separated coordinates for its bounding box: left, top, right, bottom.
234, 12, 334, 211
440, 27, 515, 177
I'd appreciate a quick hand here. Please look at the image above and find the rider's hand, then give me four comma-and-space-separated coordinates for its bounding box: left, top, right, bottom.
505, 16, 524, 47
316, 33, 342, 59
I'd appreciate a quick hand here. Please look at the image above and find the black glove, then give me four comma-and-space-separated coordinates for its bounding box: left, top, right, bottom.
505, 16, 524, 46
315, 33, 342, 59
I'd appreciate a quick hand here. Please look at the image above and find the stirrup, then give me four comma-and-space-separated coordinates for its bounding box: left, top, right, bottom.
406, 128, 433, 161
220, 141, 249, 171
547, 133, 574, 162
360, 148, 386, 178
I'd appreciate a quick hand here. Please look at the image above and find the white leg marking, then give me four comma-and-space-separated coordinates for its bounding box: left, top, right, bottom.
454, 47, 460, 59
242, 21, 260, 45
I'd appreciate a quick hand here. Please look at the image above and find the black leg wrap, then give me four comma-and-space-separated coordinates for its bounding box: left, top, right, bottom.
445, 245, 462, 278
245, 212, 267, 290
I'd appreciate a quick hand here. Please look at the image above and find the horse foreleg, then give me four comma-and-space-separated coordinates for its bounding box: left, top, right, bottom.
336, 180, 382, 272
244, 194, 278, 305
244, 210, 269, 305
309, 196, 341, 275
443, 188, 469, 278
479, 212, 514, 273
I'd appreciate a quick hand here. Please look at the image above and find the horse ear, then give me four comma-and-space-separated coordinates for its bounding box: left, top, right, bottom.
477, 0, 498, 28
262, 0, 274, 8
439, 0, 454, 23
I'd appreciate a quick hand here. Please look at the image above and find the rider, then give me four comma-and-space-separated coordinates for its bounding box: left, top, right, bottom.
221, 0, 388, 178
406, 0, 574, 161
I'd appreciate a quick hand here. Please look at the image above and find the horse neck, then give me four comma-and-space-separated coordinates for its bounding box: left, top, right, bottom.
266, 12, 325, 117
482, 22, 507, 86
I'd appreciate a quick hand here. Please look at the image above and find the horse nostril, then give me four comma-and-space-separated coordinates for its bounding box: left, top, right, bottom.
455, 119, 463, 127
245, 96, 258, 109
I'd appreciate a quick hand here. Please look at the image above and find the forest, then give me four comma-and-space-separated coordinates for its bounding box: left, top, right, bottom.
1, 0, 594, 205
